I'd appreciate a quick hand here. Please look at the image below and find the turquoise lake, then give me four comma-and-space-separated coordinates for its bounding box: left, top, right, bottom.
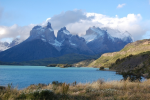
0, 65, 123, 89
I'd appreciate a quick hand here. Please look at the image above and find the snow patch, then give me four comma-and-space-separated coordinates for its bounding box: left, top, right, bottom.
90, 27, 105, 36
69, 40, 76, 46
49, 28, 54, 31
82, 34, 97, 43
102, 27, 133, 42
107, 34, 115, 41
41, 38, 46, 42
63, 30, 70, 35
51, 39, 62, 47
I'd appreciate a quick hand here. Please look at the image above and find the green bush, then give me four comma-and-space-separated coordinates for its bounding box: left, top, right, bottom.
17, 90, 56, 100
99, 67, 104, 70
52, 81, 62, 86
122, 71, 142, 82
115, 58, 120, 64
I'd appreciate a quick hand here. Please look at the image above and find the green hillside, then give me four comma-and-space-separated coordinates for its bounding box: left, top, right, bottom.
88, 39, 150, 68
72, 59, 95, 67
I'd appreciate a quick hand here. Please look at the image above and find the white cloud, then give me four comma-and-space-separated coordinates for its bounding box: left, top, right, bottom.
117, 3, 126, 8
0, 24, 34, 42
149, 0, 150, 5
65, 13, 147, 41
0, 10, 149, 42
46, 11, 148, 41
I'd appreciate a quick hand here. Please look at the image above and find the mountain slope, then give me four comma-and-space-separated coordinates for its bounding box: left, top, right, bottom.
88, 39, 150, 68
21, 53, 99, 66
0, 39, 60, 62
82, 26, 133, 54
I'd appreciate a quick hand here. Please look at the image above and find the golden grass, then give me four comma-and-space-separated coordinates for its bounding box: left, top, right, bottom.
1, 79, 150, 100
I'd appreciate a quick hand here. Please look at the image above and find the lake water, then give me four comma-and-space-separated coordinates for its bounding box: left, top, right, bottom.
0, 65, 123, 89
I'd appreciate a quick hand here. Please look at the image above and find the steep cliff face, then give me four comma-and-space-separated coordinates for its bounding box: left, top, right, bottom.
27, 22, 56, 43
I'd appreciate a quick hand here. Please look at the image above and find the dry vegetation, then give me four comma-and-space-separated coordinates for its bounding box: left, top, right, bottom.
1, 79, 150, 100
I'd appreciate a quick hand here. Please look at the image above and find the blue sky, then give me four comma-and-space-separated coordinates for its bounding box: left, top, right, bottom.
0, 0, 150, 42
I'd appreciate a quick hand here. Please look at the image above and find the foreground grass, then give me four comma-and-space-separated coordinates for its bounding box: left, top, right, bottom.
1, 79, 150, 100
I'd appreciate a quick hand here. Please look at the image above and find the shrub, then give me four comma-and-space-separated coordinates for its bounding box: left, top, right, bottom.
61, 83, 69, 95
122, 71, 142, 82
115, 58, 120, 64
72, 81, 77, 86
99, 67, 104, 70
17, 90, 56, 100
52, 81, 62, 86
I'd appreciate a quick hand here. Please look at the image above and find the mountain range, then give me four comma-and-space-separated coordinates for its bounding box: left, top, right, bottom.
0, 22, 133, 63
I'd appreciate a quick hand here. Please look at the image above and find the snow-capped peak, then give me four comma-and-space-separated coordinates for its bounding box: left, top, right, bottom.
90, 26, 105, 36
122, 31, 131, 37
101, 27, 133, 42
59, 27, 70, 35
121, 31, 133, 42
83, 26, 107, 43
28, 22, 56, 43
46, 22, 52, 28
45, 22, 54, 31
83, 26, 133, 43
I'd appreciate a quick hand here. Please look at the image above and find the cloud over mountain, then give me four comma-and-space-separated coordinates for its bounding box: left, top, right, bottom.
0, 10, 149, 42
0, 24, 34, 42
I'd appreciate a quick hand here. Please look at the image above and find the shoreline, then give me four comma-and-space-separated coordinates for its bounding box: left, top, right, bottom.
1, 79, 150, 100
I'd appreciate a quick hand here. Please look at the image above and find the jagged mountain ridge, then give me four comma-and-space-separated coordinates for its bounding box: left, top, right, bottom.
82, 26, 133, 54
26, 23, 133, 55
0, 22, 133, 62
26, 23, 94, 55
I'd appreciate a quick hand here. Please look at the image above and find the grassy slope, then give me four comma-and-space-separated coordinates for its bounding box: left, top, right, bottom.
72, 59, 95, 67
88, 39, 150, 68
